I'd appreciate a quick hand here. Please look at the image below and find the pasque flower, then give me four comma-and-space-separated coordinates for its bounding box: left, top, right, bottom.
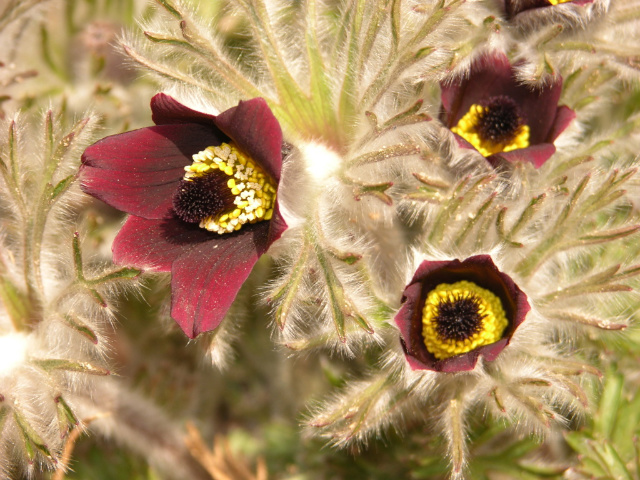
440, 53, 575, 168
503, 0, 594, 18
81, 94, 287, 338
395, 255, 530, 372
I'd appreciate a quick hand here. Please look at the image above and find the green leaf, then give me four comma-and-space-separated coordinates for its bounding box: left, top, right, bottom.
50, 174, 75, 201
329, 251, 362, 265
564, 431, 593, 457
85, 267, 142, 285
55, 395, 79, 438
72, 232, 85, 282
576, 225, 640, 245
595, 371, 623, 439
580, 457, 608, 477
0, 405, 9, 434
592, 441, 633, 480
353, 182, 394, 205
31, 358, 110, 376
88, 288, 107, 307
14, 409, 52, 459
412, 172, 449, 189
62, 314, 98, 344
154, 0, 182, 18
325, 265, 374, 339
271, 245, 310, 329
414, 46, 434, 59
0, 275, 29, 331
143, 31, 191, 47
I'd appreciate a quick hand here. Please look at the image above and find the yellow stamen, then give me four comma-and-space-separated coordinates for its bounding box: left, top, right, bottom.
422, 281, 508, 360
183, 143, 277, 235
451, 104, 530, 157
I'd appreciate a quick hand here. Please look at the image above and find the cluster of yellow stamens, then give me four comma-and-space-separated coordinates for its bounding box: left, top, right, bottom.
183, 143, 276, 234
422, 281, 508, 360
452, 104, 530, 157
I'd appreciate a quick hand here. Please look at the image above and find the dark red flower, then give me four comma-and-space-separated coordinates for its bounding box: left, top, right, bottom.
503, 0, 594, 19
81, 94, 287, 338
394, 255, 530, 373
440, 53, 575, 168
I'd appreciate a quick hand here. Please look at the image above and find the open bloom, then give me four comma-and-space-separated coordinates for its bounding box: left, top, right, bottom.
440, 53, 575, 168
503, 0, 594, 18
81, 94, 287, 338
394, 255, 530, 372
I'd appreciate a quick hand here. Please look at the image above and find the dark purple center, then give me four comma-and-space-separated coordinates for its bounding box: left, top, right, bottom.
172, 173, 235, 224
434, 295, 484, 342
476, 96, 524, 145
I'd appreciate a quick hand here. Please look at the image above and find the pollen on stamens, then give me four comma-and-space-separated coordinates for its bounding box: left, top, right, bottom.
451, 95, 530, 157
181, 143, 277, 235
422, 281, 508, 360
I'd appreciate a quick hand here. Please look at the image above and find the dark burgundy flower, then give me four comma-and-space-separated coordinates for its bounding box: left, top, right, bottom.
394, 255, 530, 373
503, 0, 594, 19
81, 94, 287, 338
440, 53, 575, 168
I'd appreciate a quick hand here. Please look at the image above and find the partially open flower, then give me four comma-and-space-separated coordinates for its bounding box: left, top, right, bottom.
81, 94, 287, 338
394, 255, 530, 372
503, 0, 595, 19
440, 53, 575, 168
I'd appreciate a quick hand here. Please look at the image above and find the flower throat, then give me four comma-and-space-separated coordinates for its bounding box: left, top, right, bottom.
172, 143, 277, 235
452, 95, 530, 157
422, 281, 508, 360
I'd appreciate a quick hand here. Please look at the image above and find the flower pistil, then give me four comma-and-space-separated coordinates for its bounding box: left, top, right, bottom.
451, 96, 530, 157
422, 281, 508, 360
174, 142, 277, 234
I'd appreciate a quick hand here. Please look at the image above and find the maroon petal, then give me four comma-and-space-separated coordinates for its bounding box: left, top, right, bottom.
170, 222, 271, 338
547, 105, 576, 143
112, 215, 216, 272
453, 130, 557, 169
513, 79, 563, 145
267, 201, 288, 246
504, 0, 552, 17
505, 0, 594, 17
215, 98, 283, 181
440, 53, 514, 127
81, 124, 224, 219
490, 143, 557, 169
151, 93, 221, 129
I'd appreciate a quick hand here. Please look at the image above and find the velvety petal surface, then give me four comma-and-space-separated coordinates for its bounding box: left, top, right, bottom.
440, 54, 513, 127
505, 0, 552, 16
81, 124, 224, 219
215, 98, 283, 181
112, 215, 217, 272
491, 143, 557, 169
266, 202, 288, 246
547, 105, 577, 143
151, 93, 221, 129
505, 0, 594, 17
170, 222, 271, 338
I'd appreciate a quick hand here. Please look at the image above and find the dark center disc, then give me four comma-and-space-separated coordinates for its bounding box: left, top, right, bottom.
172, 173, 236, 224
434, 295, 484, 342
475, 95, 524, 145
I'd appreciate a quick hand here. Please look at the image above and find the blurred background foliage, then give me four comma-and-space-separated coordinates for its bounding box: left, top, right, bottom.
2, 0, 640, 479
